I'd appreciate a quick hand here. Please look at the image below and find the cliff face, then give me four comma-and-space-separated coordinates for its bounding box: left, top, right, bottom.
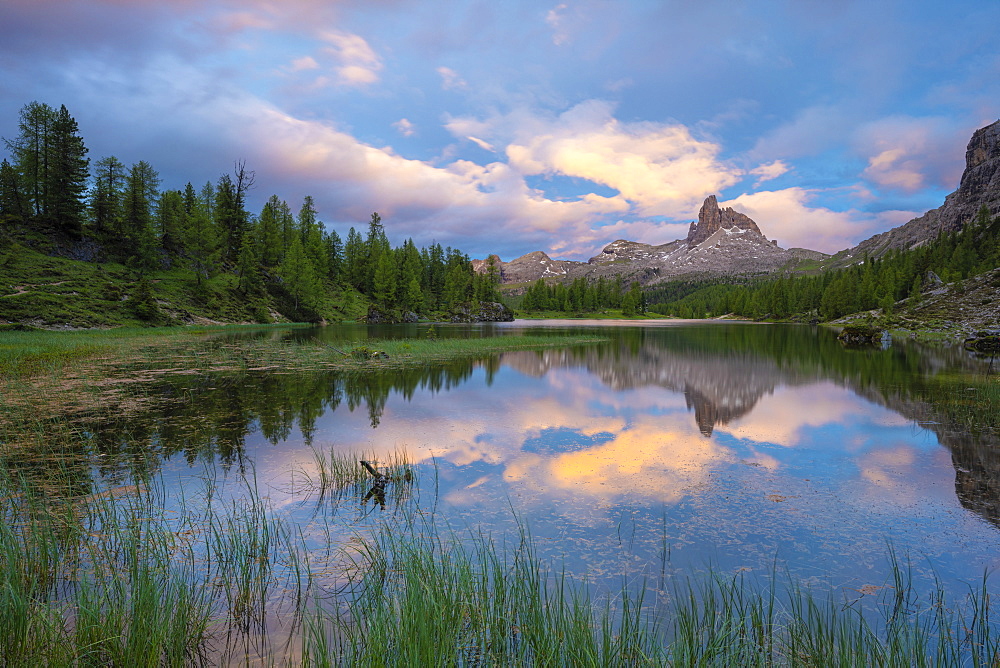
941, 120, 1000, 230
840, 119, 1000, 263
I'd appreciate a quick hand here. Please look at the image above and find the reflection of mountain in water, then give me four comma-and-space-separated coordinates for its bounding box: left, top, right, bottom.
503, 325, 1000, 528
502, 333, 819, 436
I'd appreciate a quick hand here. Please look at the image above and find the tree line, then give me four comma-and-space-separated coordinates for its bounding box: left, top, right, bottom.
647, 204, 1000, 320
518, 275, 646, 316
0, 101, 499, 321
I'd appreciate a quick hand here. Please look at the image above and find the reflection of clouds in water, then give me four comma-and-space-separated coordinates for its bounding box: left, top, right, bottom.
505, 419, 733, 503
853, 444, 957, 513
715, 381, 891, 448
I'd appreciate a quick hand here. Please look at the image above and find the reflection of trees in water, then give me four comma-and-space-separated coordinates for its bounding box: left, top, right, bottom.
9, 360, 483, 494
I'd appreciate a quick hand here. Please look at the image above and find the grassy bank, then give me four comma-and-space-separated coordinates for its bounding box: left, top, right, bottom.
1, 452, 998, 666
0, 327, 607, 449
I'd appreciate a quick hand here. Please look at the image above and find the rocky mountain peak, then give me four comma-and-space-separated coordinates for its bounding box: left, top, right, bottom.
941, 119, 1000, 229
686, 195, 764, 245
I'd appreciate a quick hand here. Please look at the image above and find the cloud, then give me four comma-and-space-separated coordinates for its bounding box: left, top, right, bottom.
319, 31, 382, 86
750, 105, 856, 161
467, 136, 495, 151
545, 3, 571, 46
503, 100, 744, 218
854, 116, 968, 193
437, 66, 467, 90
393, 118, 416, 137
723, 188, 918, 253
749, 160, 789, 187
289, 55, 319, 72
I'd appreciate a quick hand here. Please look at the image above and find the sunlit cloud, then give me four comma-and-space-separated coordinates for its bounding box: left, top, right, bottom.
504, 100, 744, 218
723, 188, 918, 253
505, 420, 731, 503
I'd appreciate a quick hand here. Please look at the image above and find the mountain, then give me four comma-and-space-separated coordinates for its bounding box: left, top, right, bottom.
833, 119, 1000, 266
479, 119, 1000, 289
477, 195, 828, 287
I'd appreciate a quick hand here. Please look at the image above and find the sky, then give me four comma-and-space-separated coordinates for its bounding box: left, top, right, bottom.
2, 1, 999, 261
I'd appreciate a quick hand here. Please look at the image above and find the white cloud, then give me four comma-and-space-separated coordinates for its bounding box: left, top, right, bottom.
319, 31, 382, 86
289, 55, 319, 72
467, 136, 495, 151
545, 3, 571, 45
749, 160, 789, 186
723, 188, 918, 253
393, 118, 416, 137
436, 66, 466, 90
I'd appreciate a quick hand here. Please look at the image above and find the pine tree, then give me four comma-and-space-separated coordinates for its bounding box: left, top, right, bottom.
299, 196, 328, 278
90, 156, 125, 233
344, 226, 365, 290
257, 195, 284, 267
157, 189, 185, 256
0, 158, 26, 223
46, 104, 89, 234
123, 160, 160, 270
237, 231, 264, 296
325, 229, 343, 282
373, 249, 397, 307
183, 190, 219, 284
279, 236, 320, 316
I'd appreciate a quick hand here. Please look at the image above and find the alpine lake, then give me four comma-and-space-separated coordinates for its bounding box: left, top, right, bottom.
3, 320, 1000, 665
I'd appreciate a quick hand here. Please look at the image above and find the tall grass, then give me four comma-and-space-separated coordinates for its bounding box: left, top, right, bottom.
2, 451, 1000, 665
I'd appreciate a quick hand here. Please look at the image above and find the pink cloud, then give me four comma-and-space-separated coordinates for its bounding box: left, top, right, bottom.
854, 115, 969, 193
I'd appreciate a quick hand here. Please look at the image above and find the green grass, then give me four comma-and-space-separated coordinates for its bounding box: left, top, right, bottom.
2, 451, 999, 665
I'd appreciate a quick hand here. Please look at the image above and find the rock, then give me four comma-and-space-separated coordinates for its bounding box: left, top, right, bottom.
838, 325, 888, 347
364, 306, 419, 324
964, 332, 1000, 353
475, 301, 514, 322
924, 270, 944, 290
686, 195, 765, 245
446, 301, 514, 323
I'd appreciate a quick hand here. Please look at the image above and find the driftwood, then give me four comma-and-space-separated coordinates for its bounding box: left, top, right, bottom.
360, 460, 388, 509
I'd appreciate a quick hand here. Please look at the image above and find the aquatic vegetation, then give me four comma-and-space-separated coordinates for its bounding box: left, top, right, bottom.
2, 453, 999, 665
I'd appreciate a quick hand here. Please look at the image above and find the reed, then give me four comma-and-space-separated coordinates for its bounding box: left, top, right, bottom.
2, 450, 1000, 665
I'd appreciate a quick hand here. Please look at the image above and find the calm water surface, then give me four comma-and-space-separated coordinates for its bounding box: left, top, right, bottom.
88, 321, 1000, 599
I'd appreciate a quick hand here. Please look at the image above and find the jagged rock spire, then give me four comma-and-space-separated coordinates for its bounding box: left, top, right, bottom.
686, 195, 764, 245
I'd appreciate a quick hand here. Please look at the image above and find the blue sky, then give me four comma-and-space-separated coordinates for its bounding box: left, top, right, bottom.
2, 0, 998, 260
